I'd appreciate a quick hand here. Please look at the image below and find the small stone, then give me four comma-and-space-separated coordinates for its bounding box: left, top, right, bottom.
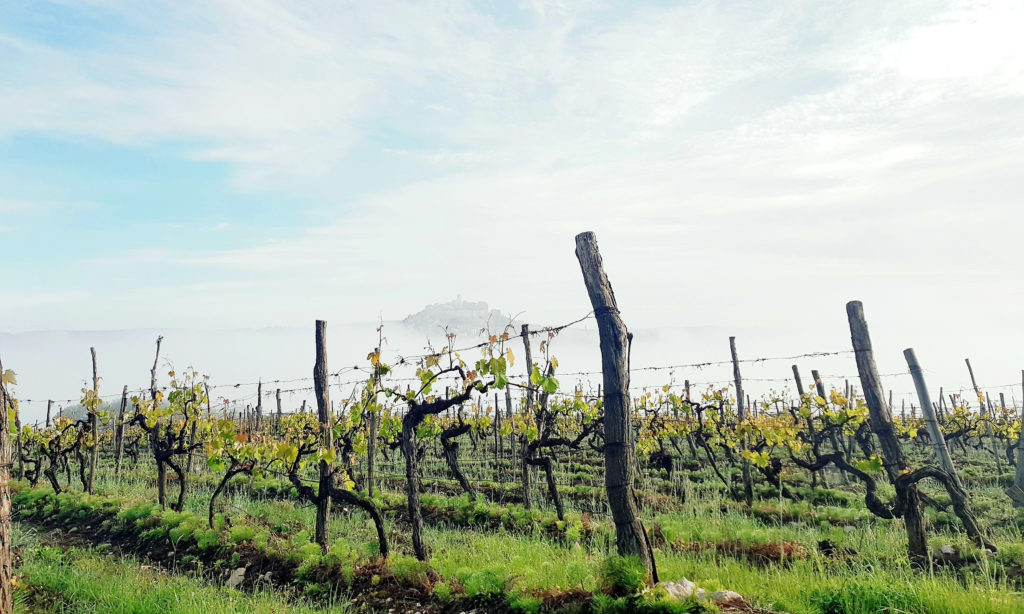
710, 590, 744, 607
843, 525, 857, 533
658, 577, 698, 600
940, 544, 956, 556
226, 567, 247, 589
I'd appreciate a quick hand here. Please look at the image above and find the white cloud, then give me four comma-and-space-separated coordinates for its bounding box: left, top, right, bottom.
2, 0, 1023, 395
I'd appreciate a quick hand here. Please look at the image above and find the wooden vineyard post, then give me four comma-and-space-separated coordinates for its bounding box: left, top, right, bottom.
811, 369, 843, 485
186, 382, 200, 476
905, 349, 963, 489
1009, 371, 1024, 507
256, 379, 263, 432
793, 365, 825, 485
114, 385, 128, 478
367, 408, 378, 498
521, 436, 531, 509
275, 387, 282, 432
86, 347, 99, 494
45, 399, 52, 428
0, 358, 13, 614
505, 387, 514, 474
494, 392, 502, 481
521, 324, 535, 413
11, 406, 19, 483
966, 358, 1002, 474
149, 336, 166, 507
847, 301, 928, 565
205, 383, 212, 420
314, 321, 332, 553
519, 325, 535, 509
575, 231, 658, 584
730, 336, 753, 506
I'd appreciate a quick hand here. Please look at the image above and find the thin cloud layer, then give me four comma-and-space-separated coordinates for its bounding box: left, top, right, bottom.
0, 0, 1021, 400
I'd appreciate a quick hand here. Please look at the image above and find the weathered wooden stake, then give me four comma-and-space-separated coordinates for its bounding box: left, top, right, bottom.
276, 388, 282, 431
367, 409, 378, 498
905, 348, 962, 489
575, 231, 657, 584
113, 385, 128, 478
847, 301, 927, 565
0, 357, 13, 614
87, 347, 98, 494
150, 337, 166, 507
812, 369, 842, 485
256, 380, 263, 432
966, 358, 1002, 474
730, 336, 753, 506
314, 321, 332, 553
1009, 371, 1024, 507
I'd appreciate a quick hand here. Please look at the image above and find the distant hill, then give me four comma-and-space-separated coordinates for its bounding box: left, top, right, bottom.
401, 296, 519, 335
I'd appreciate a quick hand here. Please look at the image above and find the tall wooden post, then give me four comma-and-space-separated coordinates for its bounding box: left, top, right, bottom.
256, 380, 263, 432
505, 387, 514, 470
811, 369, 842, 485
0, 358, 13, 614
847, 301, 927, 564
313, 321, 332, 553
114, 385, 128, 478
275, 388, 282, 431
965, 358, 1002, 473
1009, 371, 1024, 507
494, 392, 502, 479
45, 400, 52, 428
88, 347, 99, 494
150, 337, 165, 507
521, 324, 535, 414
905, 348, 962, 489
12, 406, 19, 482
730, 337, 753, 506
575, 231, 657, 584
205, 383, 212, 419
367, 409, 378, 498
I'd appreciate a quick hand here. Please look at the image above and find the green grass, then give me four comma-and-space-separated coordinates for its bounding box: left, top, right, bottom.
15, 447, 1024, 614
13, 527, 350, 614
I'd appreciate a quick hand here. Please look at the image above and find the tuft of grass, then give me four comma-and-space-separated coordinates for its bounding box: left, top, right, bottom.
810, 581, 927, 614
599, 555, 646, 597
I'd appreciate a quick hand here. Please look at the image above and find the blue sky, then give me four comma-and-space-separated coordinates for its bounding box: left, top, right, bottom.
1, 0, 1022, 351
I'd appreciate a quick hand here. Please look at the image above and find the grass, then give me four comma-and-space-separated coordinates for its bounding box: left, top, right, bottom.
13, 447, 1024, 614
13, 525, 350, 614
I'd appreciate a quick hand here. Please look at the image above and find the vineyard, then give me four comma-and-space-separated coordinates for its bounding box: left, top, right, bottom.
2, 233, 1023, 614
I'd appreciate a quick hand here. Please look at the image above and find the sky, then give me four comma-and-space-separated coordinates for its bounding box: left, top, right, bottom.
1, 1, 1023, 415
